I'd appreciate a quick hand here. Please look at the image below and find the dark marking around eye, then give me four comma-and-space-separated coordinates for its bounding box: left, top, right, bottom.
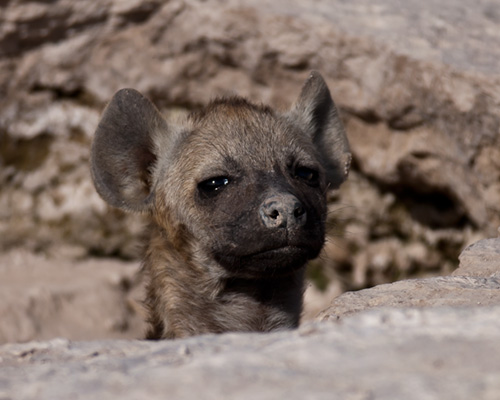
294, 166, 319, 185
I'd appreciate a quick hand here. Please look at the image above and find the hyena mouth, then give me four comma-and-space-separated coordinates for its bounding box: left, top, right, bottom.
214, 244, 320, 277
247, 245, 314, 260
253, 243, 321, 262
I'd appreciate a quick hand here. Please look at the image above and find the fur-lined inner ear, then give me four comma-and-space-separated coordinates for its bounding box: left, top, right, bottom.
291, 71, 351, 189
90, 88, 169, 212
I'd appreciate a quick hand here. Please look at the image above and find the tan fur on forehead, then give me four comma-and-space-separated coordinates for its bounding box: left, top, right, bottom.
189, 96, 275, 125
178, 96, 302, 174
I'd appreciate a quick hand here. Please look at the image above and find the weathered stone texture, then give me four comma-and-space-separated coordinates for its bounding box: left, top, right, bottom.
1, 306, 500, 400
454, 237, 500, 277
318, 274, 500, 321
0, 250, 145, 344
319, 237, 500, 320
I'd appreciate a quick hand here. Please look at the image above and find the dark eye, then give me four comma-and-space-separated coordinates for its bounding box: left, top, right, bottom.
294, 166, 319, 185
198, 176, 230, 193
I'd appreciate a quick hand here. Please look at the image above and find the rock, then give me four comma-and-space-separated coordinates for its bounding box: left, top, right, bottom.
317, 275, 500, 321
1, 306, 500, 400
318, 237, 500, 321
454, 237, 500, 277
0, 250, 146, 344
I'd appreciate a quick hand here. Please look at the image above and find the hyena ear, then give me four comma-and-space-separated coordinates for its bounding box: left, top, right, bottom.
291, 71, 351, 189
91, 88, 168, 212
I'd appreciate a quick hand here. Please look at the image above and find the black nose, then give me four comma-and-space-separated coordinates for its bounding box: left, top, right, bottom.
259, 194, 306, 229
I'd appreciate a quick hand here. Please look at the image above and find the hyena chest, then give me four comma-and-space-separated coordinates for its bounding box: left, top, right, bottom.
212, 292, 299, 333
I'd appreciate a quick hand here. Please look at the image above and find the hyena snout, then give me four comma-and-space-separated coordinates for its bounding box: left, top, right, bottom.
259, 193, 306, 229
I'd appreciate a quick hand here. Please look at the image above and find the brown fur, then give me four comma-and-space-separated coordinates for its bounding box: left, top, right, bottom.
90, 72, 351, 339
143, 223, 305, 339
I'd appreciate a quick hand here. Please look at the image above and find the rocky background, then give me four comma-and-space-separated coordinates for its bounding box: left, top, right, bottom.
1, 0, 500, 338
2, 0, 500, 398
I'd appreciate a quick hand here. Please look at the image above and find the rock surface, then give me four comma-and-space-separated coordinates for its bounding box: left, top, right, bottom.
454, 237, 500, 277
0, 251, 145, 344
318, 274, 500, 321
1, 0, 499, 291
319, 236, 500, 320
1, 306, 500, 400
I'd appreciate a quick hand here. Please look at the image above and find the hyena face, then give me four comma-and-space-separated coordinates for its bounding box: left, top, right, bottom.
91, 71, 351, 338
169, 99, 329, 278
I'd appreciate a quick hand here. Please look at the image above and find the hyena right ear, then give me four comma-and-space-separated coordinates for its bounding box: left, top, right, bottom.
290, 71, 352, 189
91, 89, 168, 212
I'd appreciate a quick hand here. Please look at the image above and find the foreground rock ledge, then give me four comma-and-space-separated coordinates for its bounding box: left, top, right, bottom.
1, 306, 500, 400
319, 237, 500, 320
318, 274, 500, 321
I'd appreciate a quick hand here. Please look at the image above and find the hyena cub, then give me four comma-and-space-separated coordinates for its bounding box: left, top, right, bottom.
91, 71, 351, 339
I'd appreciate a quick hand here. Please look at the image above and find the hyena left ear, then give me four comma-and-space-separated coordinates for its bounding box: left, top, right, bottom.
290, 71, 351, 189
91, 88, 170, 212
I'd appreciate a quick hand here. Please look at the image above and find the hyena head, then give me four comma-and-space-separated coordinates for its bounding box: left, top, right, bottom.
91, 72, 351, 280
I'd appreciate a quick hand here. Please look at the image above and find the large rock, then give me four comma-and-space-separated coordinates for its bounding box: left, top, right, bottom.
1, 306, 500, 400
319, 237, 500, 320
318, 274, 500, 321
454, 237, 500, 277
1, 0, 499, 290
0, 250, 145, 344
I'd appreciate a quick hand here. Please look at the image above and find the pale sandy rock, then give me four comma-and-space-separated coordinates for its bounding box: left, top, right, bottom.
1, 306, 500, 400
454, 237, 500, 277
0, 250, 145, 344
317, 238, 500, 321
318, 274, 500, 322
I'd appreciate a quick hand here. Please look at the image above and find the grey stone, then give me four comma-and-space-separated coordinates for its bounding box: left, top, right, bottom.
0, 250, 145, 344
318, 275, 500, 321
318, 237, 500, 321
454, 237, 500, 277
1, 306, 500, 400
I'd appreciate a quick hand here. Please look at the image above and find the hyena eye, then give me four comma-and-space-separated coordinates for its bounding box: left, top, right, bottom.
198, 176, 230, 193
294, 166, 319, 185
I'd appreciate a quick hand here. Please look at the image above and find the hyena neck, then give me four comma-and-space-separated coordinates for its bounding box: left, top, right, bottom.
143, 224, 305, 339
